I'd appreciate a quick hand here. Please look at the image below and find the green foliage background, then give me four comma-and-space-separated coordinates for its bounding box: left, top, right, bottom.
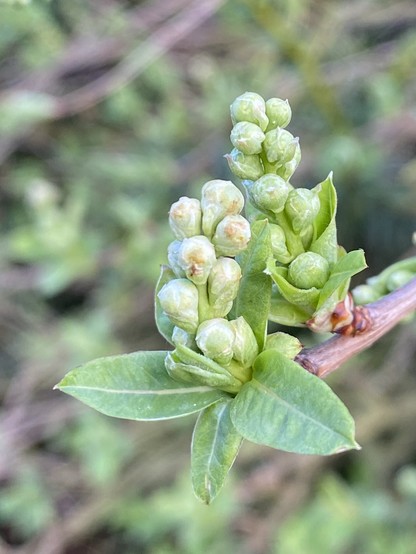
0, 0, 415, 552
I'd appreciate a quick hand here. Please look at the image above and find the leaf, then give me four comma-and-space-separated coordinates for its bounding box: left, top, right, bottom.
268, 263, 320, 314
269, 293, 310, 326
154, 265, 176, 345
231, 350, 359, 455
55, 351, 225, 420
191, 398, 243, 504
317, 249, 367, 310
310, 173, 338, 265
231, 219, 272, 350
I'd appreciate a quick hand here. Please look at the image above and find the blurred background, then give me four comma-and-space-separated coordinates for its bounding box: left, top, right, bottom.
0, 0, 416, 553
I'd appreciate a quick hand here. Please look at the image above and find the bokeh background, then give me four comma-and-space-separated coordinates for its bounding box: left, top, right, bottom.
1, 1, 416, 553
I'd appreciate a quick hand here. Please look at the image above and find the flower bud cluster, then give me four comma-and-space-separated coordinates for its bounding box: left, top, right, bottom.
157, 179, 258, 392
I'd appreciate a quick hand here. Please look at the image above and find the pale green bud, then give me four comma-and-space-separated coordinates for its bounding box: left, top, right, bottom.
200, 179, 244, 238
230, 316, 258, 368
157, 278, 199, 333
265, 332, 302, 359
167, 240, 186, 278
265, 98, 292, 129
208, 257, 242, 317
275, 141, 301, 180
269, 223, 293, 263
225, 148, 264, 181
196, 318, 236, 365
177, 235, 216, 285
352, 284, 380, 305
230, 91, 269, 131
212, 214, 251, 257
250, 174, 292, 214
172, 326, 196, 349
169, 196, 202, 239
386, 269, 414, 292
230, 121, 265, 155
263, 128, 299, 165
285, 188, 320, 233
288, 252, 330, 290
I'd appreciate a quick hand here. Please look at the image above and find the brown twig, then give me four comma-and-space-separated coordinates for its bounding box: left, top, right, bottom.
295, 277, 416, 378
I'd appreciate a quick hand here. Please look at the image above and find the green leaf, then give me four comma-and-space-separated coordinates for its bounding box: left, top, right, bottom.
269, 293, 310, 326
268, 263, 320, 314
310, 173, 338, 265
155, 265, 176, 345
231, 350, 359, 455
55, 351, 225, 420
191, 398, 243, 504
231, 219, 272, 350
317, 249, 367, 310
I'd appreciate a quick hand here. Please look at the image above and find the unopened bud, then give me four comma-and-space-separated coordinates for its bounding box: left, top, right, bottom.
212, 214, 251, 257
157, 279, 199, 333
230, 121, 265, 155
352, 284, 380, 305
250, 174, 292, 214
177, 235, 216, 285
169, 196, 202, 239
386, 269, 414, 292
263, 128, 298, 165
275, 142, 301, 180
200, 179, 244, 238
285, 188, 320, 234
225, 148, 264, 181
269, 224, 293, 263
265, 98, 292, 129
264, 331, 302, 358
208, 257, 242, 317
230, 316, 258, 368
196, 318, 236, 365
288, 252, 330, 290
230, 92, 269, 131
167, 240, 186, 278
172, 326, 196, 349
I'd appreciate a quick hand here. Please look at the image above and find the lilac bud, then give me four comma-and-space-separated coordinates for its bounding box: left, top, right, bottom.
230, 316, 258, 368
167, 240, 186, 278
225, 148, 264, 181
196, 318, 236, 365
208, 257, 242, 317
230, 92, 269, 131
169, 196, 202, 239
263, 128, 298, 165
157, 279, 199, 333
200, 179, 244, 238
265, 98, 292, 129
285, 188, 320, 234
230, 121, 265, 155
288, 252, 330, 290
177, 235, 216, 285
212, 214, 251, 257
250, 174, 292, 215
269, 224, 293, 263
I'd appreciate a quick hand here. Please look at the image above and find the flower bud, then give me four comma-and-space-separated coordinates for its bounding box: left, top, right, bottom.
265, 332, 302, 359
230, 316, 258, 368
263, 128, 298, 165
352, 284, 380, 305
196, 318, 236, 365
212, 214, 251, 257
177, 235, 216, 285
285, 188, 320, 234
172, 326, 196, 349
168, 196, 202, 239
230, 91, 269, 131
230, 121, 265, 155
265, 98, 292, 129
200, 179, 244, 238
157, 278, 199, 333
225, 148, 264, 181
167, 240, 186, 278
269, 223, 293, 263
250, 174, 292, 215
208, 257, 242, 317
275, 142, 301, 180
386, 269, 414, 292
288, 252, 330, 290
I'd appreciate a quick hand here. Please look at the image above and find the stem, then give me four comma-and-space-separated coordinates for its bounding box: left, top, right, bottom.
295, 277, 416, 378
197, 283, 212, 323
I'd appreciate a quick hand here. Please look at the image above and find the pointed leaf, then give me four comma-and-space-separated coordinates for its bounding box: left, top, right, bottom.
155, 265, 176, 345
191, 398, 243, 504
310, 174, 338, 264
231, 220, 272, 350
231, 350, 359, 455
269, 293, 310, 326
268, 263, 320, 314
56, 351, 225, 420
